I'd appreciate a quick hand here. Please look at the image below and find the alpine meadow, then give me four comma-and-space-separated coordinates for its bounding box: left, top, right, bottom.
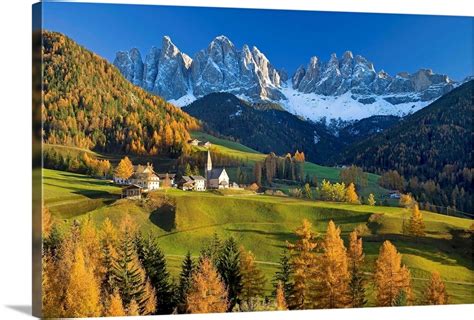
37, 3, 474, 318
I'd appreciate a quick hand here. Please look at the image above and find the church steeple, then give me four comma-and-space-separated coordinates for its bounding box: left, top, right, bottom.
205, 150, 212, 180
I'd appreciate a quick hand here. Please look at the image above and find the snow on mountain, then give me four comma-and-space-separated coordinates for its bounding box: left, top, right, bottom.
280, 81, 431, 121
114, 36, 462, 121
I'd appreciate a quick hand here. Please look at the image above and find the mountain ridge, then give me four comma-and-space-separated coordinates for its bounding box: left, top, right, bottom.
114, 35, 465, 121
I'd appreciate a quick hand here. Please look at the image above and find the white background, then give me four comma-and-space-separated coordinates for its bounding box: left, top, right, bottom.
0, 0, 472, 319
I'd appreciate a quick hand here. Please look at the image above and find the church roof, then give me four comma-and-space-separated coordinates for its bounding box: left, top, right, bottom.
207, 168, 226, 179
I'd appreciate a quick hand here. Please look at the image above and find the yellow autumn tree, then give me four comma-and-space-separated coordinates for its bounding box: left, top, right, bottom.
367, 193, 376, 206
408, 204, 425, 237
424, 272, 448, 305
105, 290, 126, 317
64, 246, 102, 317
114, 156, 134, 179
186, 258, 228, 313
347, 230, 366, 307
42, 207, 53, 237
79, 217, 103, 278
275, 281, 288, 311
287, 219, 318, 309
239, 248, 267, 311
310, 220, 350, 309
375, 241, 413, 306
345, 183, 360, 204
128, 299, 140, 316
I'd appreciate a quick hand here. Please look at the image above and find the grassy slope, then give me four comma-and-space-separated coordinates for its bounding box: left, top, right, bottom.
44, 169, 474, 304
192, 131, 390, 200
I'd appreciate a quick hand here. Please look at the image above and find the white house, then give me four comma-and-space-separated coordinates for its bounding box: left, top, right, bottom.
114, 163, 160, 191
178, 175, 206, 191
204, 151, 230, 189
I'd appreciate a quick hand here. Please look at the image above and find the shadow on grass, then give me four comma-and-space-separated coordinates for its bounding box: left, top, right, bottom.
149, 203, 176, 232
364, 231, 474, 270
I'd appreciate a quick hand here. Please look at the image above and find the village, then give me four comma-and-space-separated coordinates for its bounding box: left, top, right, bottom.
116, 150, 238, 199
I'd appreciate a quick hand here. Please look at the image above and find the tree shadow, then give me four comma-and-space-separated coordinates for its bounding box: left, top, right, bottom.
149, 203, 176, 232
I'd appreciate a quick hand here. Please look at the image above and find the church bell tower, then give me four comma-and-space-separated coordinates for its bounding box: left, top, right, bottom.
205, 150, 212, 183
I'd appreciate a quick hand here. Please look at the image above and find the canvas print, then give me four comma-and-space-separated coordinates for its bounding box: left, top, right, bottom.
33, 1, 473, 318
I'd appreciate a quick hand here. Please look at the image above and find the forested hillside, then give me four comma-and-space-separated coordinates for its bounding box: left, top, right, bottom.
42, 31, 199, 157
337, 81, 474, 213
183, 92, 341, 163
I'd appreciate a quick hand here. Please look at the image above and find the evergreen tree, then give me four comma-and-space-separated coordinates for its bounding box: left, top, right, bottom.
424, 272, 448, 305
113, 230, 148, 312
136, 234, 175, 314
287, 219, 318, 309
239, 248, 266, 311
184, 163, 193, 176
310, 220, 350, 309
217, 237, 242, 311
186, 258, 228, 313
347, 230, 367, 308
272, 250, 293, 303
375, 241, 413, 306
199, 232, 223, 265
177, 252, 196, 312
367, 193, 376, 206
408, 204, 425, 237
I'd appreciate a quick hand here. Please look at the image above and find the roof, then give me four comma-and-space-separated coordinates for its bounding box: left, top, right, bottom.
191, 175, 206, 181
157, 173, 176, 179
180, 176, 193, 183
207, 168, 227, 179
123, 184, 142, 190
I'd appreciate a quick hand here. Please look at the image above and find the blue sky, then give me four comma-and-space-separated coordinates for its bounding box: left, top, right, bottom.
42, 2, 473, 80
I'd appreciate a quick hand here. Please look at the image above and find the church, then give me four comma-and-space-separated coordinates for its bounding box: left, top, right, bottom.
204, 150, 230, 189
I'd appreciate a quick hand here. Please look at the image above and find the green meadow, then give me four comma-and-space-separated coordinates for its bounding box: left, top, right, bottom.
44, 168, 474, 305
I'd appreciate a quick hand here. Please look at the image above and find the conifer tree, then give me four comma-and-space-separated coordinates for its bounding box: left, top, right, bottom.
375, 241, 413, 306
303, 183, 313, 199
177, 251, 195, 312
408, 204, 425, 237
113, 230, 148, 312
287, 219, 318, 309
184, 163, 193, 176
105, 290, 126, 317
275, 281, 288, 311
347, 230, 366, 308
239, 248, 267, 311
424, 272, 448, 305
127, 299, 140, 316
217, 237, 242, 311
272, 250, 293, 303
345, 183, 360, 204
199, 232, 223, 265
186, 258, 228, 314
310, 220, 350, 309
114, 156, 134, 179
64, 246, 102, 317
136, 234, 174, 314
367, 193, 376, 206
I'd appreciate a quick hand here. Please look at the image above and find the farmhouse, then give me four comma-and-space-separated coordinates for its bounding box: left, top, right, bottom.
114, 163, 164, 191
178, 175, 206, 191
198, 141, 212, 148
121, 184, 142, 199
188, 139, 201, 146
204, 150, 229, 189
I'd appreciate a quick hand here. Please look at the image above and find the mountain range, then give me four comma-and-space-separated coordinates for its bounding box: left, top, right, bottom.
114, 35, 463, 121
